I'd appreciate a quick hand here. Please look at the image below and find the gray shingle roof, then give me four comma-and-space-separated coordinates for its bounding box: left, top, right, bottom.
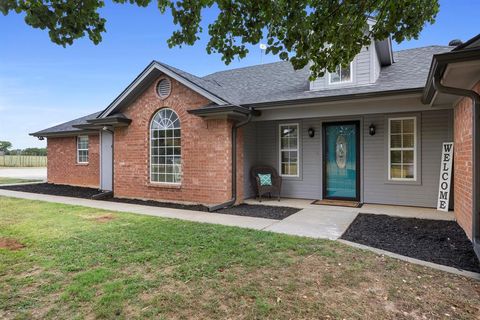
202, 45, 453, 105
32, 45, 453, 136
30, 111, 101, 136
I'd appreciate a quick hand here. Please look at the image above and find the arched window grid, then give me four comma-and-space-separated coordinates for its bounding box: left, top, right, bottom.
150, 108, 181, 183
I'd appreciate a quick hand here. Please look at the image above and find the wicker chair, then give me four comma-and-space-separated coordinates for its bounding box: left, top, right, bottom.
250, 166, 282, 202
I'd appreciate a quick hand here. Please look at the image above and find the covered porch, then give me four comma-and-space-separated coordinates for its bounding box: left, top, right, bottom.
242, 105, 454, 210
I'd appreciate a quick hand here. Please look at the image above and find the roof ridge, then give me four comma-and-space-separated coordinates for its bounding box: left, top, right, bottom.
204, 45, 453, 77
394, 45, 454, 53
203, 60, 288, 78
155, 60, 233, 89
155, 60, 203, 80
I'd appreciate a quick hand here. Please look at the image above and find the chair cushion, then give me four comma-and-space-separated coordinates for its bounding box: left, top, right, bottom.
258, 174, 272, 186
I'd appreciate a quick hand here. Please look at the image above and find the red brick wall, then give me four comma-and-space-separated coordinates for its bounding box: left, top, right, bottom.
113, 75, 244, 205
453, 82, 480, 239
47, 134, 100, 188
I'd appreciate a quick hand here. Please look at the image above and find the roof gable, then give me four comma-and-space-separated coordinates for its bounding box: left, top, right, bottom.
98, 61, 234, 118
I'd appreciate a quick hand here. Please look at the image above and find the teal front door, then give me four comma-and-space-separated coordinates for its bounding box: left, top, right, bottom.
323, 121, 360, 200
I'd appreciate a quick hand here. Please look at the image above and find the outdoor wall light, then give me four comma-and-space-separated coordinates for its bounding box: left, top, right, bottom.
308, 127, 315, 138
369, 124, 376, 136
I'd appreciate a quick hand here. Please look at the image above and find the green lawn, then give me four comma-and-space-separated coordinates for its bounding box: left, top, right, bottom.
0, 197, 479, 319
0, 177, 42, 185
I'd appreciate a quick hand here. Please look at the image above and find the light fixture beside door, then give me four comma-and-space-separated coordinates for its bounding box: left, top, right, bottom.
308, 127, 315, 138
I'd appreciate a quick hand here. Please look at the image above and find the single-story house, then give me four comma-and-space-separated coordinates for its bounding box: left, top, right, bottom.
31, 32, 480, 258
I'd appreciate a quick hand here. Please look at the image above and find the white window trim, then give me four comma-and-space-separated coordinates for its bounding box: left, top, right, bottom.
387, 117, 417, 181
328, 62, 353, 85
149, 108, 182, 185
76, 135, 89, 164
279, 123, 300, 178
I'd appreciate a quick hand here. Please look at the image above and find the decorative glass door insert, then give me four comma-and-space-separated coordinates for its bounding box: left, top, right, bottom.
323, 122, 359, 200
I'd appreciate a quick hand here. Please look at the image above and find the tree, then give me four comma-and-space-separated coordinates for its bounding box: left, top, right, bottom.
7, 149, 22, 155
0, 140, 12, 153
0, 0, 439, 78
23, 147, 47, 156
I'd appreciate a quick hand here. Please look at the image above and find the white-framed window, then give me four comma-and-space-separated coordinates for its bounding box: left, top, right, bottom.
150, 108, 181, 184
279, 123, 299, 177
328, 63, 353, 84
77, 135, 89, 164
388, 117, 417, 181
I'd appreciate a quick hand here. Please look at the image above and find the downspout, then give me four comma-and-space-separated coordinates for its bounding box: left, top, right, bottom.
209, 111, 253, 211
433, 77, 480, 257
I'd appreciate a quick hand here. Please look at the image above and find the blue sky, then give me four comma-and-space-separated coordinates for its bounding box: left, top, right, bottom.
1, 0, 479, 149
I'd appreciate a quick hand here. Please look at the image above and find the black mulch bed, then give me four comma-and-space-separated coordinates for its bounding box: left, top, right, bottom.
0, 182, 101, 198
341, 213, 480, 273
217, 204, 300, 220
107, 199, 299, 219
103, 197, 209, 212
0, 183, 299, 220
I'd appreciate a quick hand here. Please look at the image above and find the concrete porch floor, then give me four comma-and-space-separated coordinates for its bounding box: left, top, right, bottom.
244, 197, 456, 221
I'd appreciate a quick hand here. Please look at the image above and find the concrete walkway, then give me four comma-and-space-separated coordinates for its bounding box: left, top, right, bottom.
0, 189, 355, 239
1, 189, 454, 240
0, 167, 47, 180
0, 189, 278, 231
265, 207, 357, 240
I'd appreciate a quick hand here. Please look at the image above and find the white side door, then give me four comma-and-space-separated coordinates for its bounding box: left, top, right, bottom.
100, 131, 113, 191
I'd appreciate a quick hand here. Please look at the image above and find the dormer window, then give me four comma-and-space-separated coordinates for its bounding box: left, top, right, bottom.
328, 63, 352, 84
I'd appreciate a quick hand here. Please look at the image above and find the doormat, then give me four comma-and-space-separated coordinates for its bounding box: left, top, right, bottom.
312, 199, 362, 208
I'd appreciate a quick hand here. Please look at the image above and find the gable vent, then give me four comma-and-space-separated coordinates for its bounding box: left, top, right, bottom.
156, 78, 171, 99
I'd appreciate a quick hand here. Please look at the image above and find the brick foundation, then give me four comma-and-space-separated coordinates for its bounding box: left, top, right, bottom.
47, 134, 100, 188
453, 81, 480, 239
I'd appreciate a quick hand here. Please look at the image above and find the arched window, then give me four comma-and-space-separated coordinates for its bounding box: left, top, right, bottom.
150, 108, 181, 183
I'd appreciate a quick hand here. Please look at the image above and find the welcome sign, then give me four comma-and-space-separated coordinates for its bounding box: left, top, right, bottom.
437, 142, 454, 211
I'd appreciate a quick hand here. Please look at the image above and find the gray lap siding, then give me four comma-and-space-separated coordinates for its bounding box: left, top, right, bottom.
243, 122, 257, 199
244, 109, 453, 207
363, 109, 453, 207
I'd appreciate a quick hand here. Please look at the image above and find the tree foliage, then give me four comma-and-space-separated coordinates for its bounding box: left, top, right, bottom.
0, 141, 12, 153
1, 0, 439, 78
22, 147, 48, 156
4, 147, 47, 156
